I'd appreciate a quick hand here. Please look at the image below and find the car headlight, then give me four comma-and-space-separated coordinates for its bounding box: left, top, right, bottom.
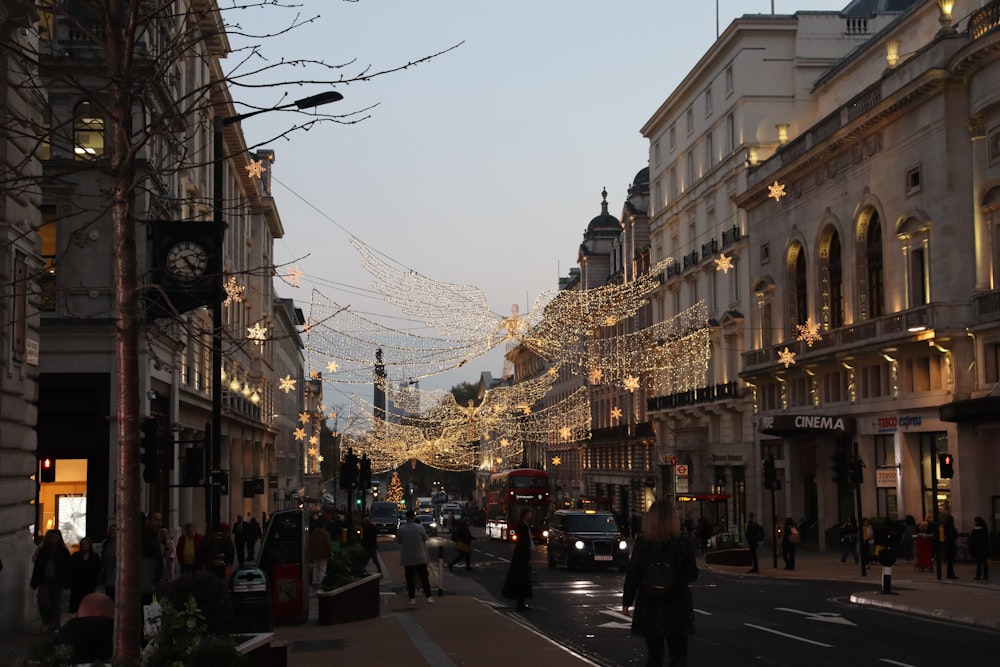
542, 530, 549, 538
574, 540, 585, 550
619, 540, 629, 550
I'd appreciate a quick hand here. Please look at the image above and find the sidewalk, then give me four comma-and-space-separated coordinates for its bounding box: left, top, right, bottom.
704, 547, 1000, 631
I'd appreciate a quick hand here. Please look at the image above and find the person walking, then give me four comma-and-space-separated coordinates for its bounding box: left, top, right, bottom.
232, 515, 246, 565
308, 520, 333, 589
140, 512, 165, 605
159, 528, 177, 582
502, 507, 534, 611
175, 522, 203, 576
745, 513, 762, 573
448, 518, 475, 571
899, 515, 917, 562
361, 517, 382, 574
99, 525, 116, 600
622, 499, 699, 667
244, 516, 262, 561
839, 517, 859, 564
969, 516, 990, 581
68, 536, 102, 614
396, 510, 434, 604
781, 517, 798, 570
31, 528, 71, 632
861, 517, 875, 564
198, 522, 235, 580
943, 515, 959, 579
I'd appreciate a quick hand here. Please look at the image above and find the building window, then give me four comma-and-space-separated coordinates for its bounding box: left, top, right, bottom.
705, 132, 714, 169
704, 87, 713, 117
898, 217, 931, 308
686, 150, 695, 187
866, 213, 885, 318
905, 164, 921, 196
726, 113, 735, 154
654, 140, 661, 166
73, 101, 104, 159
38, 211, 58, 311
760, 242, 770, 265
686, 107, 694, 135
725, 65, 734, 94
787, 243, 807, 337
669, 125, 676, 151
819, 226, 844, 330
669, 167, 678, 200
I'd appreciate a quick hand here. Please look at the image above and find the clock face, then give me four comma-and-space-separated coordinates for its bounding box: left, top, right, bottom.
165, 241, 209, 281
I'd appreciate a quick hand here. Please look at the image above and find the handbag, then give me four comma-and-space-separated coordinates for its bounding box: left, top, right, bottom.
456, 541, 470, 554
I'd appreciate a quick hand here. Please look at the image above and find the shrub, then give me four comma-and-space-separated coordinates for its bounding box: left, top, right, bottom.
321, 542, 368, 591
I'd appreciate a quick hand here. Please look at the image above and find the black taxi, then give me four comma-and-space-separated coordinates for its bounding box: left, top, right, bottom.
546, 509, 629, 571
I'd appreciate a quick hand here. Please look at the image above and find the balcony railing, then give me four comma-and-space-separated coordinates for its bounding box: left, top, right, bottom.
647, 381, 741, 412
666, 263, 682, 278
970, 0, 1000, 39
721, 226, 742, 247
701, 238, 719, 259
682, 251, 699, 270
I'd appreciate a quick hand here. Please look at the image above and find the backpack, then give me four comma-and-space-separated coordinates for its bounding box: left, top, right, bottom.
642, 559, 676, 596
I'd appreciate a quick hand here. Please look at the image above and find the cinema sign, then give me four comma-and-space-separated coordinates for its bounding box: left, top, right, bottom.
757, 414, 854, 435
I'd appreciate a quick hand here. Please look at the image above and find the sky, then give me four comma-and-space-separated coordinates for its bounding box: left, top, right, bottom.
231, 0, 840, 406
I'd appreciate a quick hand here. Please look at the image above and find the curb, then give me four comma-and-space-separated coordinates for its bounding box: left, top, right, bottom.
848, 592, 1000, 631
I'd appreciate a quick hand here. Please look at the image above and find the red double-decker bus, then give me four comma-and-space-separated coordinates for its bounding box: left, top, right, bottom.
485, 468, 550, 544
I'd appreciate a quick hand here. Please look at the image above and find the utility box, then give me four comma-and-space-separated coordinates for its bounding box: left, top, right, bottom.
231, 566, 272, 633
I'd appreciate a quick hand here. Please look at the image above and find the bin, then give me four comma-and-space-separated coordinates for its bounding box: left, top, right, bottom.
914, 534, 934, 572
272, 562, 306, 625
231, 565, 272, 633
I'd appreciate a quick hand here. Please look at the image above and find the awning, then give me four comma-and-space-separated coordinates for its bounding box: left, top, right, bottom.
940, 396, 1000, 423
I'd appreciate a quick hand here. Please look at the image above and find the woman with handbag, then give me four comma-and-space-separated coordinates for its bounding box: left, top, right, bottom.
623, 500, 699, 667
448, 518, 475, 571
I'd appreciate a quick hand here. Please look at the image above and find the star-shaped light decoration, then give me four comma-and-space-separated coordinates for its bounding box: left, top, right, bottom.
795, 317, 822, 347
326, 360, 339, 373
589, 368, 603, 385
610, 406, 623, 421
548, 367, 558, 377
604, 315, 618, 326
316, 454, 324, 463
327, 412, 337, 420
309, 370, 320, 380
247, 322, 267, 346
778, 347, 797, 368
714, 253, 734, 274
319, 404, 327, 412
559, 426, 572, 440
623, 374, 641, 393
246, 159, 265, 180
279, 375, 297, 393
551, 456, 562, 466
298, 412, 311, 425
499, 437, 510, 448
285, 267, 304, 287
307, 446, 317, 457
521, 405, 532, 416
223, 276, 245, 306
308, 435, 319, 446
768, 180, 787, 201
293, 427, 306, 441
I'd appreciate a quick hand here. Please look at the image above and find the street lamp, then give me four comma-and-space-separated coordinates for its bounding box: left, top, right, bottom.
209, 90, 342, 532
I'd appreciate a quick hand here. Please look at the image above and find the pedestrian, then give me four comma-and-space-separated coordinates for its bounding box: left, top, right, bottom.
899, 515, 917, 562
502, 507, 534, 611
396, 510, 434, 604
695, 516, 713, 553
781, 517, 798, 570
53, 592, 114, 664
448, 517, 475, 571
245, 516, 262, 561
308, 520, 333, 589
100, 525, 116, 600
969, 516, 990, 581
175, 522, 203, 576
140, 512, 165, 604
943, 515, 959, 579
839, 517, 859, 565
68, 536, 102, 614
745, 512, 763, 573
622, 499, 699, 667
361, 517, 382, 574
31, 528, 71, 632
158, 528, 177, 582
861, 517, 875, 564
198, 522, 235, 580
232, 514, 246, 564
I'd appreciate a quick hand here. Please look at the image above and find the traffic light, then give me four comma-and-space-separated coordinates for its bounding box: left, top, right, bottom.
939, 452, 955, 479
341, 447, 359, 489
831, 449, 849, 485
849, 456, 864, 486
181, 447, 205, 486
141, 418, 160, 484
359, 454, 372, 489
371, 481, 381, 498
763, 455, 776, 490
40, 458, 56, 483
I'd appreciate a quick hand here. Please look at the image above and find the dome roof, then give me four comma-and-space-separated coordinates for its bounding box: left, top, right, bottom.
587, 187, 621, 232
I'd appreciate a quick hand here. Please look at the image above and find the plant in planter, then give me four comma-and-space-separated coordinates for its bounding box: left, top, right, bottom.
320, 542, 369, 591
317, 542, 381, 624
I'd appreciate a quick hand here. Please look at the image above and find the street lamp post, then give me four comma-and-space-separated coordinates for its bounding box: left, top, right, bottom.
210, 90, 343, 532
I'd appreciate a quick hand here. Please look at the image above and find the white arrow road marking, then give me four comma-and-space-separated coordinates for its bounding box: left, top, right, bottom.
745, 623, 834, 648
775, 606, 858, 626
598, 609, 632, 629
879, 660, 916, 667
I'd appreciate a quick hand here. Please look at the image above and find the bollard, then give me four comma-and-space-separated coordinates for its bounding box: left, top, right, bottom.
437, 545, 445, 597
878, 546, 898, 595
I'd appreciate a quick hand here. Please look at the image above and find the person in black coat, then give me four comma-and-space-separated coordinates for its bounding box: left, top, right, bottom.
31, 529, 72, 632
54, 592, 114, 664
448, 518, 475, 571
781, 517, 797, 570
502, 508, 534, 610
745, 512, 762, 573
623, 499, 699, 667
943, 515, 959, 579
68, 536, 103, 614
969, 516, 990, 581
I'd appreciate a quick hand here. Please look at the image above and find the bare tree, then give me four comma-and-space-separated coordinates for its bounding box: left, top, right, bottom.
0, 1, 458, 661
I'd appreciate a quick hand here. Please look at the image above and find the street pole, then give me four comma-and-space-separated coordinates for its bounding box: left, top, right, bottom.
770, 485, 778, 569
853, 442, 866, 577
932, 440, 941, 580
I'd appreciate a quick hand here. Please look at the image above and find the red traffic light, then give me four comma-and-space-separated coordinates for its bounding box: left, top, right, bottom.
40, 458, 56, 482
42, 458, 53, 469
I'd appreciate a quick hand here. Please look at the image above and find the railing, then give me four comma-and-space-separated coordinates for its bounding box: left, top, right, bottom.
701, 238, 719, 259
845, 17, 868, 35
682, 251, 699, 270
846, 82, 883, 123
721, 225, 741, 247
647, 381, 741, 412
970, 0, 1000, 39
974, 290, 1000, 319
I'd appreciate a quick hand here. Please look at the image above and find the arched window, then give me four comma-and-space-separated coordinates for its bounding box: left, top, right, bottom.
786, 243, 807, 337
897, 216, 931, 308
819, 226, 844, 329
866, 213, 885, 317
73, 101, 104, 159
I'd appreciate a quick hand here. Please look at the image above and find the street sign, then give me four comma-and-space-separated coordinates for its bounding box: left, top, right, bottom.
676, 464, 689, 477
675, 478, 689, 493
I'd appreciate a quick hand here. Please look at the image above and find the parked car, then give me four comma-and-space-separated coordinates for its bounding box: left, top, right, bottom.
416, 513, 439, 536
547, 509, 628, 571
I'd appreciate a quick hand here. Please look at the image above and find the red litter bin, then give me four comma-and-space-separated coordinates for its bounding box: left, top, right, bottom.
913, 534, 934, 572
272, 562, 306, 624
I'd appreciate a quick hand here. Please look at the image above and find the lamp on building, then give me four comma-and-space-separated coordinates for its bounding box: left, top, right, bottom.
775, 124, 790, 146
745, 144, 760, 167
210, 89, 343, 532
229, 375, 242, 393
885, 38, 900, 68
937, 0, 955, 31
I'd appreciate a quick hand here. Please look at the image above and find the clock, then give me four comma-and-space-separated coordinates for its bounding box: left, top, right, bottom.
165, 241, 209, 281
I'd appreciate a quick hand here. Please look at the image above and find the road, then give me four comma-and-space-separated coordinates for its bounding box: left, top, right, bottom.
440, 532, 1000, 667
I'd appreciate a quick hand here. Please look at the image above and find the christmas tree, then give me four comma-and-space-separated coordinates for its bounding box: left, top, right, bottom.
387, 471, 404, 504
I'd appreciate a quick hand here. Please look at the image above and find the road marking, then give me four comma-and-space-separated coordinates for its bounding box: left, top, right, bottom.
694, 608, 712, 615
597, 609, 632, 629
775, 606, 857, 626
879, 660, 916, 667
745, 623, 834, 647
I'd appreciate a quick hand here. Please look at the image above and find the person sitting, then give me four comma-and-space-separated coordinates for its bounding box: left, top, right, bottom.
54, 591, 114, 663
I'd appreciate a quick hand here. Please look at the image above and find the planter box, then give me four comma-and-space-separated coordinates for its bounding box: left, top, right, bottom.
317, 573, 381, 625
705, 548, 752, 566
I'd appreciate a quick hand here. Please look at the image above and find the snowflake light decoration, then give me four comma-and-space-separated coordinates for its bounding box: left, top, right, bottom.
552, 456, 562, 466
326, 360, 339, 373
623, 375, 640, 393
795, 317, 822, 347
316, 454, 324, 463
298, 412, 311, 424
778, 347, 797, 368
223, 276, 245, 306
246, 159, 265, 180
279, 375, 297, 393
294, 428, 306, 441
309, 435, 318, 445
768, 180, 787, 201
307, 447, 317, 457
559, 426, 572, 440
714, 253, 734, 274
610, 406, 623, 421
589, 368, 603, 385
286, 267, 304, 287
247, 322, 267, 346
